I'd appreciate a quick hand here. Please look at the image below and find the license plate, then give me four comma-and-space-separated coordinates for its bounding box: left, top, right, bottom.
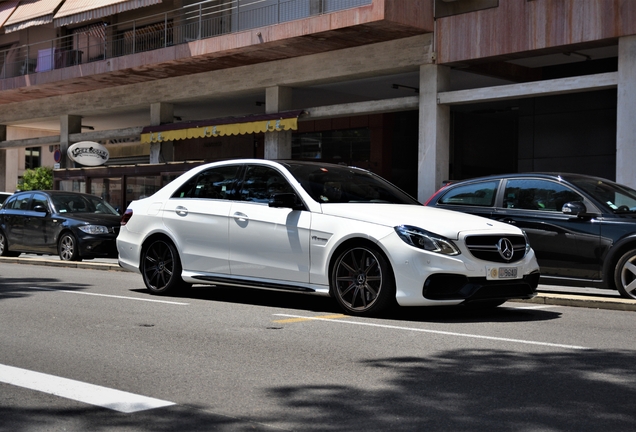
486, 267, 518, 280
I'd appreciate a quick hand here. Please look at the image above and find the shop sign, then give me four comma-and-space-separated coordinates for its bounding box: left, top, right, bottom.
67, 141, 109, 166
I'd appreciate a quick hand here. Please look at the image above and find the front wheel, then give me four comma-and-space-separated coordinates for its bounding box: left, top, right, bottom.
614, 249, 636, 300
141, 239, 190, 295
59, 233, 81, 261
330, 245, 395, 316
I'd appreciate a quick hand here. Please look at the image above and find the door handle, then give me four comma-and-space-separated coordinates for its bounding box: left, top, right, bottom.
233, 212, 248, 221
175, 206, 188, 217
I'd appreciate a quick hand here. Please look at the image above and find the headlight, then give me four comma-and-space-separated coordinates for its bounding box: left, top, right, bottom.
395, 225, 460, 256
522, 230, 531, 255
79, 225, 109, 235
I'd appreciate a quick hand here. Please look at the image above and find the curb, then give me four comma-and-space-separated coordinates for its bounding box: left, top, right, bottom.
0, 256, 127, 273
3, 257, 635, 312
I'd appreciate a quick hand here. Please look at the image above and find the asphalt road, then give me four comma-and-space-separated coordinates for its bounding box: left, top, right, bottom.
1, 262, 635, 431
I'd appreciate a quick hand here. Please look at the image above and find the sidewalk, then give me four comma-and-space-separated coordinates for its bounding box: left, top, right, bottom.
2, 255, 635, 312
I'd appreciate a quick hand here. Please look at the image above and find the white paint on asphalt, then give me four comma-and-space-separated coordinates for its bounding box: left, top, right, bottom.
0, 364, 175, 413
273, 313, 589, 350
27, 287, 189, 305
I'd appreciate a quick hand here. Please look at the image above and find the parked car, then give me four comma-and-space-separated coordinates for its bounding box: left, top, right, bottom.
0, 190, 121, 261
117, 159, 540, 316
426, 173, 636, 300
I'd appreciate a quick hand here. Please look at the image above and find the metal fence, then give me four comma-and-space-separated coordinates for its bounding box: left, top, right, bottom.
0, 0, 372, 79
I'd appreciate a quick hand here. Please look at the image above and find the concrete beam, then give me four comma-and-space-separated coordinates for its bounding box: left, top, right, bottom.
0, 127, 144, 149
302, 96, 419, 120
438, 72, 618, 105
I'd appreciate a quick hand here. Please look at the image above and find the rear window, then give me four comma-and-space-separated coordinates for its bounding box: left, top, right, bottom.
439, 181, 499, 207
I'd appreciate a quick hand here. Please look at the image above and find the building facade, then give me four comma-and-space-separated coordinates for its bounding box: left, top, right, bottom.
0, 0, 635, 210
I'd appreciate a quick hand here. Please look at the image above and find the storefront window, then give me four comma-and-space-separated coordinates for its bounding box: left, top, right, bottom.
292, 128, 370, 166
58, 179, 86, 193
91, 177, 122, 211
25, 147, 41, 169
126, 176, 162, 208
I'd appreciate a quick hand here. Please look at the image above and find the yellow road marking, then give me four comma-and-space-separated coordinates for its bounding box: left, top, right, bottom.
273, 314, 347, 324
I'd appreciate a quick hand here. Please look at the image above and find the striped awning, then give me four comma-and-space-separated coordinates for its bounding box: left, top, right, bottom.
0, 1, 20, 28
53, 0, 163, 27
3, 0, 64, 33
140, 111, 306, 144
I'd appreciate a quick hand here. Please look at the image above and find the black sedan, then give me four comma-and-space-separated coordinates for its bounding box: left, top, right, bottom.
426, 173, 636, 300
0, 190, 120, 261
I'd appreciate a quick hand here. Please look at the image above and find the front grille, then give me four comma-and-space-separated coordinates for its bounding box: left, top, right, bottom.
465, 234, 526, 263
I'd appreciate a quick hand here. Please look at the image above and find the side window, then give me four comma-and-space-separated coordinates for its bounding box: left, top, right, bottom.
3, 195, 19, 210
504, 179, 582, 212
238, 166, 293, 203
439, 181, 499, 207
172, 166, 240, 200
9, 194, 32, 210
30, 193, 49, 211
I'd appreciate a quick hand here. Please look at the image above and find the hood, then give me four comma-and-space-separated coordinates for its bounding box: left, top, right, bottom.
320, 204, 521, 239
58, 213, 122, 226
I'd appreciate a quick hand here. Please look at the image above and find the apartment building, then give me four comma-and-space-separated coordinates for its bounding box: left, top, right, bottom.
0, 0, 634, 210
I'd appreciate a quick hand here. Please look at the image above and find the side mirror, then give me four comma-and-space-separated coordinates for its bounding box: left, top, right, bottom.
33, 205, 48, 213
269, 193, 304, 210
562, 201, 587, 216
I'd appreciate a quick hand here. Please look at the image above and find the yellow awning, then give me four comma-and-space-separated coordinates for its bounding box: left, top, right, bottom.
53, 0, 163, 27
0, 1, 20, 28
141, 116, 300, 144
3, 0, 64, 33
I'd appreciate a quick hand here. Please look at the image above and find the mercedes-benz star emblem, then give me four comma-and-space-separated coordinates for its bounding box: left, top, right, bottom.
497, 238, 514, 261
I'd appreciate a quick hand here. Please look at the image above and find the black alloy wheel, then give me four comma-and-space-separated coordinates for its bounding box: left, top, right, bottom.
142, 239, 189, 294
58, 233, 81, 261
0, 231, 20, 257
615, 249, 636, 300
331, 245, 395, 316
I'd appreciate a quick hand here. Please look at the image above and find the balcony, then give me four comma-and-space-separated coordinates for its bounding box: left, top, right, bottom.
0, 0, 432, 105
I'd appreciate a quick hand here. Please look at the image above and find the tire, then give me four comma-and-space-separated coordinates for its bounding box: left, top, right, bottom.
614, 249, 636, 300
141, 239, 190, 295
0, 231, 20, 257
330, 245, 395, 316
58, 233, 81, 261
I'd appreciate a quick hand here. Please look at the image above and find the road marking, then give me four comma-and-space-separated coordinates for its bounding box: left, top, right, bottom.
0, 364, 175, 413
273, 313, 589, 350
273, 314, 347, 323
27, 287, 189, 305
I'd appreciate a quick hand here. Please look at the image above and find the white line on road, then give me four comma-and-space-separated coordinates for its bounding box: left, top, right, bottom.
27, 287, 189, 305
273, 313, 589, 350
0, 364, 175, 413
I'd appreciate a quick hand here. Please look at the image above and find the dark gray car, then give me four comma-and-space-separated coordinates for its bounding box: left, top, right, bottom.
0, 190, 120, 261
426, 173, 636, 300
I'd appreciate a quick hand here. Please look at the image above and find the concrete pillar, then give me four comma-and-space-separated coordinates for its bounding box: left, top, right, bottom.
617, 35, 636, 188
60, 115, 82, 169
0, 125, 5, 192
264, 86, 292, 160
150, 102, 174, 163
417, 64, 451, 202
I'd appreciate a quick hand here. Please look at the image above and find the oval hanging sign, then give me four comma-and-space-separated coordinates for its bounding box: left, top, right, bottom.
67, 141, 109, 166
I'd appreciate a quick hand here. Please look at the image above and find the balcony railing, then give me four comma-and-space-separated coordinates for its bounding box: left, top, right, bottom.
0, 0, 371, 80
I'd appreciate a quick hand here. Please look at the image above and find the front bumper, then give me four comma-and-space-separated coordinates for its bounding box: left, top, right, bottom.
423, 271, 540, 302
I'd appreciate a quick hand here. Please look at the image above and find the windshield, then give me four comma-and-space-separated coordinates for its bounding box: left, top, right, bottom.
569, 177, 636, 214
51, 193, 120, 215
284, 162, 420, 205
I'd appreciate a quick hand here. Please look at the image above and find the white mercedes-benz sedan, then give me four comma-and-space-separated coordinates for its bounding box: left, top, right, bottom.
117, 159, 539, 316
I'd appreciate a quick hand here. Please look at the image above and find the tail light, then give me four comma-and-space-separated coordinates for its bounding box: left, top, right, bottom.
120, 209, 133, 226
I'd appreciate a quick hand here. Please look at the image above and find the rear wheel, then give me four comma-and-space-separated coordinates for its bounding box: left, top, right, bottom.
0, 231, 20, 257
141, 239, 190, 294
331, 245, 395, 316
614, 249, 636, 300
58, 233, 81, 261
